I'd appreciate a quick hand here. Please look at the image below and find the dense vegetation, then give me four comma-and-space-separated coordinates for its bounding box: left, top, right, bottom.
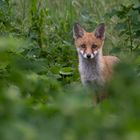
0, 0, 140, 140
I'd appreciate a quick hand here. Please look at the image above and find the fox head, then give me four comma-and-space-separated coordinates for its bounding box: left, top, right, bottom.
73, 23, 105, 59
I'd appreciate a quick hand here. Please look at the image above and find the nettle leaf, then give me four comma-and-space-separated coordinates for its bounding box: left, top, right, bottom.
133, 5, 140, 13
110, 47, 121, 54
115, 23, 127, 32
115, 4, 133, 19
105, 9, 118, 18
13, 57, 47, 73
59, 67, 74, 76
0, 37, 28, 54
129, 10, 139, 23
50, 65, 61, 74
135, 30, 140, 37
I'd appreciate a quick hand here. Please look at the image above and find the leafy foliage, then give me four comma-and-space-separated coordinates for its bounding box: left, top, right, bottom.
0, 0, 140, 140
106, 3, 140, 53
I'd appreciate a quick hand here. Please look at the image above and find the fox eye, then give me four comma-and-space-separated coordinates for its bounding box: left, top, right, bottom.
80, 44, 86, 48
92, 44, 97, 48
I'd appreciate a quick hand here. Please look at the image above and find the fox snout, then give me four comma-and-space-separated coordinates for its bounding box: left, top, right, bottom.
87, 54, 92, 59
80, 49, 98, 59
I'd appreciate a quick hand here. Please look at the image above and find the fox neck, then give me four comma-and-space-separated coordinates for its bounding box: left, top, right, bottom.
78, 48, 103, 85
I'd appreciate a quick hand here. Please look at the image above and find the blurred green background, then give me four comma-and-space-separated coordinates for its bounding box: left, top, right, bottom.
0, 0, 140, 140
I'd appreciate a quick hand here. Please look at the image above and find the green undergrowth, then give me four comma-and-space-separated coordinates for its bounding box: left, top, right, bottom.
0, 0, 140, 140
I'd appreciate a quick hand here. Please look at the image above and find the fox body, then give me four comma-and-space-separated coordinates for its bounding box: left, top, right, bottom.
73, 23, 119, 86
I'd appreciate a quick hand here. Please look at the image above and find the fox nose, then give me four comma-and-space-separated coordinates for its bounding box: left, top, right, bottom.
87, 54, 91, 59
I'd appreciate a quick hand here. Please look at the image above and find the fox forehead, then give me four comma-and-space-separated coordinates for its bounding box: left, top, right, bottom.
75, 32, 103, 47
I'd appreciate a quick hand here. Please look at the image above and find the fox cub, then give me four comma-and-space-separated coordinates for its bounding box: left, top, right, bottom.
73, 23, 119, 99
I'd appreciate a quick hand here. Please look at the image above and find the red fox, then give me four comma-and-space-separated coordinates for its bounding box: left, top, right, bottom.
73, 23, 119, 102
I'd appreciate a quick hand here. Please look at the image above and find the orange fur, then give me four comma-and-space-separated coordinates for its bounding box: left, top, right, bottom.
74, 31, 119, 83
73, 23, 119, 104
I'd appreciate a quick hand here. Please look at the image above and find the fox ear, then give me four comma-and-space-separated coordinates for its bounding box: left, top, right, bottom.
94, 23, 105, 40
73, 23, 85, 39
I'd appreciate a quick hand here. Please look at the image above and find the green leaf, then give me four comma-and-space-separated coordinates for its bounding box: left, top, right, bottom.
59, 67, 74, 76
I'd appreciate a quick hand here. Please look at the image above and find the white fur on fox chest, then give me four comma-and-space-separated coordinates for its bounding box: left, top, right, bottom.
78, 54, 103, 85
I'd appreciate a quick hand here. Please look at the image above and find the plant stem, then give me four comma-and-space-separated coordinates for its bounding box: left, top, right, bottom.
128, 18, 133, 52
